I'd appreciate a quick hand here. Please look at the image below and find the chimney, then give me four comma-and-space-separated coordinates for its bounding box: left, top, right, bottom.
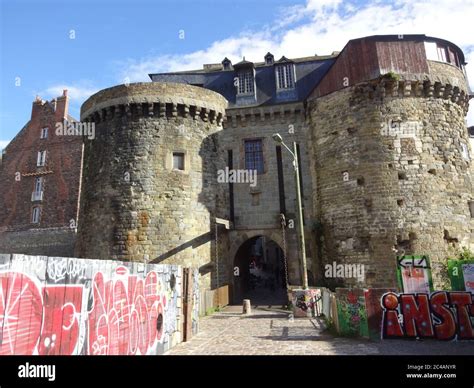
55, 89, 69, 121
31, 95, 45, 120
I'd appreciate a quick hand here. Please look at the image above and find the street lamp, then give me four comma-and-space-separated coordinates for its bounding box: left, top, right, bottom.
272, 133, 309, 289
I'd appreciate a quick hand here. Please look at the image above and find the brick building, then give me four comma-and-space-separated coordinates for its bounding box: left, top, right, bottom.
0, 90, 84, 256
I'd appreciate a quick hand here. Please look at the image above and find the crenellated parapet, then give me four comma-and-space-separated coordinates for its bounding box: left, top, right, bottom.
344, 72, 471, 114
224, 102, 305, 128
81, 82, 227, 126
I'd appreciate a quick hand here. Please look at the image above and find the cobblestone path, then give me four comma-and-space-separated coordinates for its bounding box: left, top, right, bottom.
167, 306, 474, 355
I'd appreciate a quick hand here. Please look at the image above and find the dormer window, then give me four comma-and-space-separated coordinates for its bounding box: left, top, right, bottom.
264, 52, 274, 65
222, 57, 232, 71
234, 58, 256, 105
276, 63, 295, 90
238, 70, 254, 94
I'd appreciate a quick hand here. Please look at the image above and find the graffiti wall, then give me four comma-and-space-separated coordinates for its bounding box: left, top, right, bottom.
335, 288, 369, 337
0, 253, 187, 355
192, 268, 200, 335
381, 291, 474, 340
364, 288, 396, 340
448, 260, 474, 292
396, 255, 434, 293
290, 288, 322, 318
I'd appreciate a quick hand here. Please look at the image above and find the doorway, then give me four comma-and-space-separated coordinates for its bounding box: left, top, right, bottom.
232, 236, 287, 306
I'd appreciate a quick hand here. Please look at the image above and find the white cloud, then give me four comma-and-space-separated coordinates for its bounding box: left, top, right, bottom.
0, 140, 10, 151
42, 84, 99, 102
120, 0, 474, 123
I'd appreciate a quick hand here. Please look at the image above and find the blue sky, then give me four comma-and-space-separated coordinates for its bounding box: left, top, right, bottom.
1, 0, 473, 149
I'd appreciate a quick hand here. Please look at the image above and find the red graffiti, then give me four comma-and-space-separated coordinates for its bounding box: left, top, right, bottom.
39, 285, 83, 355
88, 267, 167, 355
381, 291, 474, 340
0, 272, 43, 355
0, 266, 170, 355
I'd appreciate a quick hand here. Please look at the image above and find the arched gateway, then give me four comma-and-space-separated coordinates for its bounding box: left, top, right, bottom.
231, 235, 288, 306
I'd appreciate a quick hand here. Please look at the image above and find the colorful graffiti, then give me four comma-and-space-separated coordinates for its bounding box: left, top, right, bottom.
381, 291, 474, 340
448, 260, 474, 292
364, 288, 396, 340
0, 254, 185, 355
336, 288, 369, 337
396, 255, 433, 293
291, 288, 322, 318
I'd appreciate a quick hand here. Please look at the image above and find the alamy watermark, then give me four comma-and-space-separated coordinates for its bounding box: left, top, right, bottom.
55, 120, 95, 140
217, 167, 257, 187
18, 362, 55, 382
380, 119, 422, 137
325, 261, 365, 282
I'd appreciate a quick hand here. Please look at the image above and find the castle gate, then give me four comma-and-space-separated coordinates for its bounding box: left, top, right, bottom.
231, 235, 287, 306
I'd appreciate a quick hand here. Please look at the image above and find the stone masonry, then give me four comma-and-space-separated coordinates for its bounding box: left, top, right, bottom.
75, 83, 228, 290
308, 61, 473, 289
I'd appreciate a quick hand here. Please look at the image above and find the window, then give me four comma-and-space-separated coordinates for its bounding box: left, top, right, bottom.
34, 177, 43, 193
425, 41, 461, 68
37, 151, 47, 167
437, 45, 448, 63
238, 70, 254, 94
31, 206, 41, 223
32, 177, 44, 201
40, 127, 48, 139
222, 57, 232, 70
276, 64, 295, 89
264, 52, 274, 65
244, 140, 264, 173
173, 152, 185, 170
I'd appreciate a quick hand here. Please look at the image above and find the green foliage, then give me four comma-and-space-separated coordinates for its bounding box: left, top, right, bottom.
455, 247, 474, 261
322, 316, 338, 336
204, 305, 222, 316
381, 71, 400, 81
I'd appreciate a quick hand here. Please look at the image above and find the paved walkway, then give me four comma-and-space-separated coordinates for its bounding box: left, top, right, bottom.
167, 306, 474, 355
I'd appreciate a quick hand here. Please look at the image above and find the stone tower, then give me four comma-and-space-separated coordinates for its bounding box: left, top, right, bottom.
308, 36, 473, 289
75, 83, 227, 288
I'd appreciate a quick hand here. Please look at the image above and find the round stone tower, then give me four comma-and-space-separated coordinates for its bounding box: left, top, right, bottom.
308, 36, 473, 289
75, 83, 227, 287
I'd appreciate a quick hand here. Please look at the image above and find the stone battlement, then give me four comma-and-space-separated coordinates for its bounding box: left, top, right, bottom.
325, 73, 471, 114
81, 82, 227, 124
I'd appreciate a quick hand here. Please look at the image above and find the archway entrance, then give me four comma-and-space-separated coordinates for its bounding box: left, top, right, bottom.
232, 236, 287, 306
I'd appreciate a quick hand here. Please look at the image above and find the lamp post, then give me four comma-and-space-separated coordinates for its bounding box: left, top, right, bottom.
272, 133, 308, 289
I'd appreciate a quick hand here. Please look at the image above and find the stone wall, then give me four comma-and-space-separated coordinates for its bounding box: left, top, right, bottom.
0, 227, 76, 257
222, 103, 316, 286
75, 83, 227, 290
308, 73, 473, 289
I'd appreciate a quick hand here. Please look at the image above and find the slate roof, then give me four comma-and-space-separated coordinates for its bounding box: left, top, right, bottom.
149, 55, 337, 108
